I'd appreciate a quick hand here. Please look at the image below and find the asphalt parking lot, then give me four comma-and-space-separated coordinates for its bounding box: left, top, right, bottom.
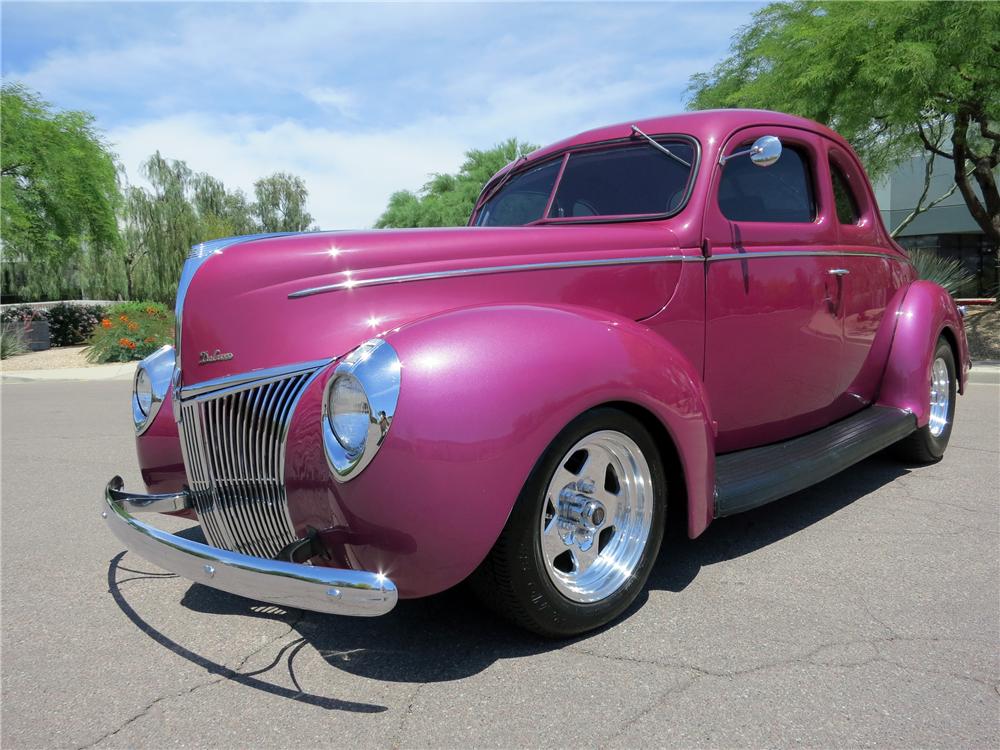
2, 374, 998, 749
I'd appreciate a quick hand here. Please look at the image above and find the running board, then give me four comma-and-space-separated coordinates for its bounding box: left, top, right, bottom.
714, 406, 917, 517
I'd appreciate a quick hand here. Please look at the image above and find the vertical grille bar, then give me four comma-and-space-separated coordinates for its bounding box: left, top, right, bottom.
175, 362, 324, 557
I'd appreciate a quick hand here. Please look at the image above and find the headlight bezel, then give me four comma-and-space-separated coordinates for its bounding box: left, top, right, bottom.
322, 338, 401, 482
132, 345, 176, 435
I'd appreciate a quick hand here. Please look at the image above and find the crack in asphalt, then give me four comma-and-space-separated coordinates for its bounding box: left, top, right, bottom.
573, 630, 1000, 745
77, 614, 306, 749
389, 682, 425, 750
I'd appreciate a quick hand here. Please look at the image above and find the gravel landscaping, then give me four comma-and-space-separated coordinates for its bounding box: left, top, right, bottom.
0, 345, 99, 371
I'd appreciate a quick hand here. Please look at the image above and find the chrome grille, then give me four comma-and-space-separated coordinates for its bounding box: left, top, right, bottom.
177, 361, 328, 558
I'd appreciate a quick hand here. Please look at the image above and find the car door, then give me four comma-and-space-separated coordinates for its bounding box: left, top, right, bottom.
825, 145, 899, 410
703, 125, 848, 453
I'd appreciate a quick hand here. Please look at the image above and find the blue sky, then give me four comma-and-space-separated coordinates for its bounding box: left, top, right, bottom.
2, 1, 763, 228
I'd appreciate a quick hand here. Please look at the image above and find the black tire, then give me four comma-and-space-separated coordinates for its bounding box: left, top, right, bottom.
469, 408, 667, 638
891, 337, 957, 463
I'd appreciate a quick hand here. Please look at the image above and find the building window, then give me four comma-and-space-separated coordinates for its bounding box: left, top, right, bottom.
897, 233, 998, 297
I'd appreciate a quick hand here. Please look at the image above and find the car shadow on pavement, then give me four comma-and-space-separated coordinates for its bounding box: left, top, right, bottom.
646, 453, 911, 594
107, 453, 910, 711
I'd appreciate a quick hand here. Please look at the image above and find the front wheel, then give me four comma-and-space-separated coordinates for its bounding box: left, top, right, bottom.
470, 408, 666, 637
891, 337, 957, 463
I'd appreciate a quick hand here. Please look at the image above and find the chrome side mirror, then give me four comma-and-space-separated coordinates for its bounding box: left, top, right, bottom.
720, 135, 783, 167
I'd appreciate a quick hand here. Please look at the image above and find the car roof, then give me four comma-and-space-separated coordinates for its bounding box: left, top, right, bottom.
512, 109, 845, 172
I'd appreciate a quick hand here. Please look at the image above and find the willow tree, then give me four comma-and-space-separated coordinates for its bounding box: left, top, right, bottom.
375, 138, 538, 228
687, 1, 1000, 244
0, 84, 122, 300
253, 173, 314, 232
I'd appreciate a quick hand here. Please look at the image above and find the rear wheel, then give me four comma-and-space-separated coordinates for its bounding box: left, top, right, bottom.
891, 337, 957, 463
470, 408, 666, 637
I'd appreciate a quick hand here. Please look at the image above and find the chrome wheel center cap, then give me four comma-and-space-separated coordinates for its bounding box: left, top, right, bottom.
557, 481, 606, 548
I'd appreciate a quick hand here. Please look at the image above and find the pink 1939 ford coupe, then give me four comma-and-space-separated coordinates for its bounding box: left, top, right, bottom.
105, 110, 969, 637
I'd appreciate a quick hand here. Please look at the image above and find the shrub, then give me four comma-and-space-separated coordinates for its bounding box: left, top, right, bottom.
0, 326, 27, 360
0, 305, 49, 325
47, 302, 108, 346
85, 301, 174, 363
910, 249, 976, 296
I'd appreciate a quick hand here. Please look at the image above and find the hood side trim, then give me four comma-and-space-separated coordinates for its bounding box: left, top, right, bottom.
289, 254, 698, 299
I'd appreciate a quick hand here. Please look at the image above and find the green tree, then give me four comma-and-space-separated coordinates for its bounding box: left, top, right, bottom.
252, 172, 314, 232
1, 83, 122, 299
118, 155, 317, 303
375, 138, 537, 227
686, 1, 1000, 245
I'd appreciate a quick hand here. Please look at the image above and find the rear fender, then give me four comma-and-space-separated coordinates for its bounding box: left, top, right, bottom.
877, 280, 970, 425
319, 304, 716, 598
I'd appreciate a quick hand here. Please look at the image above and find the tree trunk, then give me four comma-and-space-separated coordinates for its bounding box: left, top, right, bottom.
951, 110, 1000, 248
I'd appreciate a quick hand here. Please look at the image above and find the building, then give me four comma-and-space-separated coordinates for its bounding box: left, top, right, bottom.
874, 155, 998, 297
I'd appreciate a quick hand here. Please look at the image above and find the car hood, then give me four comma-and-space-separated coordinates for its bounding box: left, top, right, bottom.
178, 224, 683, 383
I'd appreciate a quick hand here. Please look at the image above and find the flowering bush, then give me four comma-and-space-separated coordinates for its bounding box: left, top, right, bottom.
85, 302, 174, 363
47, 303, 108, 346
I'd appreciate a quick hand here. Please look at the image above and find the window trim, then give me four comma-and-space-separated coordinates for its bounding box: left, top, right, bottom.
716, 139, 818, 224
469, 133, 702, 226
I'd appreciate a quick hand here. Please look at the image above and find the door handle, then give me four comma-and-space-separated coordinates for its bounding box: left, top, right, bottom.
828, 268, 850, 276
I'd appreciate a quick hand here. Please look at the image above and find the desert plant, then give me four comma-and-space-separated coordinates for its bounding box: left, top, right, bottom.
0, 326, 27, 359
47, 302, 107, 346
909, 249, 976, 296
85, 301, 174, 363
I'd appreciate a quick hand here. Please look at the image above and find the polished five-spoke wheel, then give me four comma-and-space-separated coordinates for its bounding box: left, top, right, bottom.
471, 408, 666, 637
539, 431, 654, 603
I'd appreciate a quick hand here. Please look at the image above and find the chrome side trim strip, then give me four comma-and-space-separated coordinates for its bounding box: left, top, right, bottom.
103, 476, 397, 616
179, 358, 334, 400
707, 250, 909, 263
289, 249, 910, 299
289, 255, 697, 299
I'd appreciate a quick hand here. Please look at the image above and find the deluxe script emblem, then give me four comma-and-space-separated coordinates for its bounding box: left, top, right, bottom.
199, 349, 234, 365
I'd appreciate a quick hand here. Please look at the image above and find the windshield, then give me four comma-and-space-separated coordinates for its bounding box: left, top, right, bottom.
474, 138, 696, 226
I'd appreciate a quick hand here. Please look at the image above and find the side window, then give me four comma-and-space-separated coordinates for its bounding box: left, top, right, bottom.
719, 144, 815, 222
476, 159, 561, 226
830, 159, 860, 225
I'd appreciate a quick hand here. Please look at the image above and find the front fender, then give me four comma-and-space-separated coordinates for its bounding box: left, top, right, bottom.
300, 304, 715, 598
877, 280, 970, 425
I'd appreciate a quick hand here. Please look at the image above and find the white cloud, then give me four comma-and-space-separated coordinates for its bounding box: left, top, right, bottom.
109, 113, 466, 229
7, 1, 764, 229
306, 87, 358, 117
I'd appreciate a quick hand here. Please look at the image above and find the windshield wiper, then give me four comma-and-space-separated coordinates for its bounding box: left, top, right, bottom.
630, 125, 691, 168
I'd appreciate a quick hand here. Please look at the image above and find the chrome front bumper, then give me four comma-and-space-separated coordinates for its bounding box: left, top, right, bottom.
102, 477, 397, 616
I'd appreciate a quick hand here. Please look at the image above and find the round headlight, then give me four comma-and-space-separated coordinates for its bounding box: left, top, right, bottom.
131, 345, 175, 434
135, 367, 153, 416
328, 373, 371, 458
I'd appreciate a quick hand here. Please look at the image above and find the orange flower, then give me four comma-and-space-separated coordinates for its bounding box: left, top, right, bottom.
127, 322, 139, 331
101, 319, 112, 329
143, 337, 157, 343
118, 337, 137, 349
118, 314, 129, 323
145, 306, 157, 315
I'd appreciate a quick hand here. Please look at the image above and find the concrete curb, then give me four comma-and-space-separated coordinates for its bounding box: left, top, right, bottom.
1, 362, 137, 383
